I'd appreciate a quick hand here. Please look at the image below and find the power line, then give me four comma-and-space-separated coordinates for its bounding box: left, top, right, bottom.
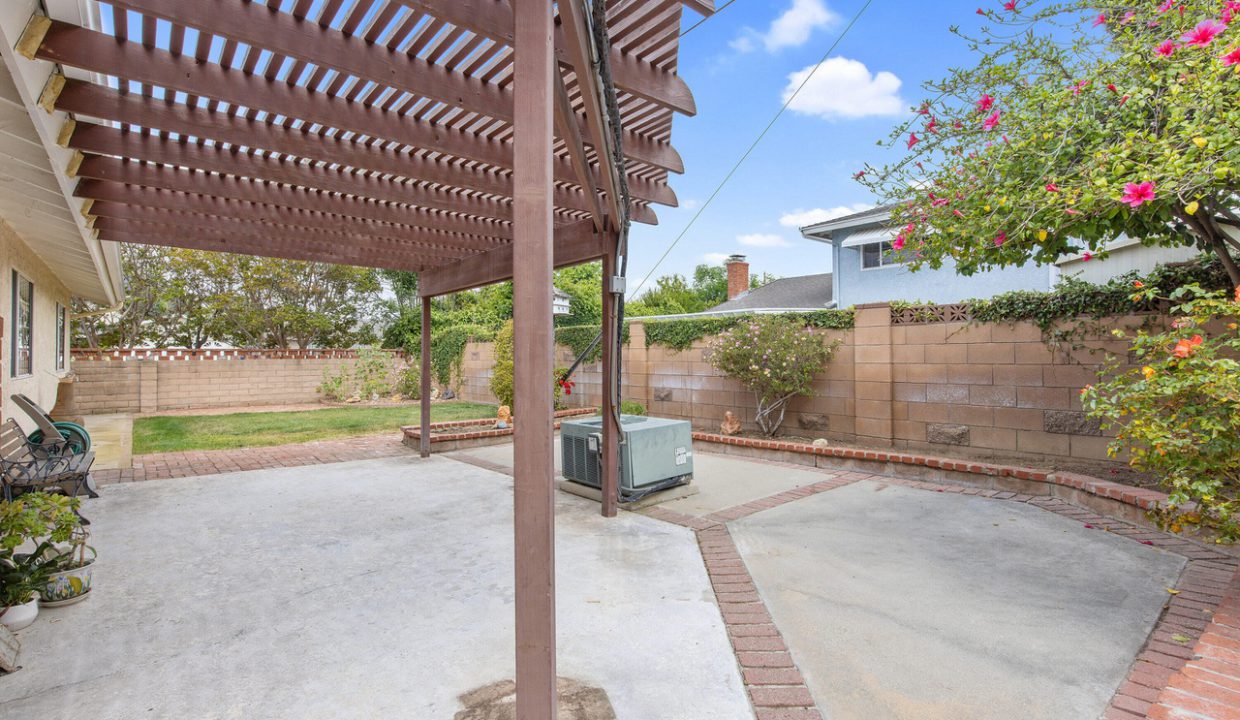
680, 0, 743, 38
635, 0, 876, 296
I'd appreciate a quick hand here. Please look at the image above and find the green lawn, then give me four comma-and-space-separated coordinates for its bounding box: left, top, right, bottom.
133, 402, 496, 454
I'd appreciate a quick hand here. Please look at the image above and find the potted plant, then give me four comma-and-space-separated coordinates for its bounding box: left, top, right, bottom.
0, 493, 80, 630
38, 526, 95, 606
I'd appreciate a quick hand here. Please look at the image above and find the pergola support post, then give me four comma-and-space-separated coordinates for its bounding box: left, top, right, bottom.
600, 233, 619, 518
512, 0, 557, 716
419, 295, 431, 458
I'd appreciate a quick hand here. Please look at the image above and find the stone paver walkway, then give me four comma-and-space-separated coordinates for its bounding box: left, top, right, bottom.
92, 433, 408, 484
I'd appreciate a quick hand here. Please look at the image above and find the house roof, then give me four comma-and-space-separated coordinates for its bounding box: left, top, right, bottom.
801, 203, 897, 240
708, 272, 834, 312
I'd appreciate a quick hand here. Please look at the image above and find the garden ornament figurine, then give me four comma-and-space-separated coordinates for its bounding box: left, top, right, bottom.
496, 406, 512, 429
720, 411, 741, 436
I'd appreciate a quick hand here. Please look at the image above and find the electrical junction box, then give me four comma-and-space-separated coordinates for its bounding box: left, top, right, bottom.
560, 415, 692, 500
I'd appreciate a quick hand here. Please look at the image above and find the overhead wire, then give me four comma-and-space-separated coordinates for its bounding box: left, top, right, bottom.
632, 0, 876, 297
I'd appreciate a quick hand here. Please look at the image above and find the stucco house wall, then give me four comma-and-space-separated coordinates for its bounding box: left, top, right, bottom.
831, 228, 1050, 306
0, 219, 73, 430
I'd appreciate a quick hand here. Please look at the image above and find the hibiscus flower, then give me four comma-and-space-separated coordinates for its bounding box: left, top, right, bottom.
1045, 183, 1060, 192
907, 133, 920, 149
983, 110, 1002, 130
1181, 20, 1226, 46
993, 231, 1007, 247
1092, 13, 1106, 27
1224, 46, 1240, 65
1002, 0, 1017, 10
1121, 181, 1156, 208
1172, 335, 1203, 358
977, 94, 995, 112
1155, 40, 1178, 56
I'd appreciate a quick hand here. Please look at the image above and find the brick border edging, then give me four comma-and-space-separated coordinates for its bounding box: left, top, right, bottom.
641, 457, 1240, 720
693, 431, 1170, 513
400, 407, 595, 444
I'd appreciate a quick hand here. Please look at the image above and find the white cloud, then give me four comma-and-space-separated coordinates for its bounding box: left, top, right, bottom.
732, 0, 839, 54
779, 204, 873, 228
737, 233, 791, 248
784, 57, 904, 120
681, 198, 701, 211
701, 252, 731, 264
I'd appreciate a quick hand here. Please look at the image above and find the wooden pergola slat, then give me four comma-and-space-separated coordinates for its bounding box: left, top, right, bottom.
54, 80, 676, 217
419, 219, 601, 296
33, 22, 685, 175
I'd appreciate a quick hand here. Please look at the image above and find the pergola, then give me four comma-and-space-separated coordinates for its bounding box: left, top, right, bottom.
6, 0, 710, 715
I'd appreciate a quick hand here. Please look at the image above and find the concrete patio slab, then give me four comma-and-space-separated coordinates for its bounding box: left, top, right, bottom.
0, 456, 750, 720
449, 441, 830, 518
730, 480, 1186, 720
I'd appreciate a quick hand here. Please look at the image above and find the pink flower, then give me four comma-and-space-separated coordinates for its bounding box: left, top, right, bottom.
1002, 0, 1017, 10
1155, 40, 1178, 56
1224, 46, 1240, 65
1066, 208, 1082, 215
977, 94, 995, 112
893, 234, 906, 250
1181, 20, 1226, 46
1072, 79, 1091, 95
993, 231, 1007, 246
1106, 83, 1118, 93
1119, 94, 1130, 105
953, 209, 964, 218
853, 170, 866, 179
926, 116, 938, 134
983, 110, 1002, 130
1121, 181, 1156, 208
908, 133, 920, 149
1158, 0, 1175, 13
1225, 2, 1240, 24
1092, 13, 1106, 27
1045, 183, 1060, 192
1083, 251, 1093, 262
976, 8, 986, 15
1122, 11, 1136, 24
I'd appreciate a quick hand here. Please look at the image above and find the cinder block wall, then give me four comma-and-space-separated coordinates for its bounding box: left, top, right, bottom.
71, 350, 406, 413
455, 308, 1149, 464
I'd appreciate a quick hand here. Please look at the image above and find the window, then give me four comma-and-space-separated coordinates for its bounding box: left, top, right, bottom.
12, 271, 32, 376
860, 241, 907, 270
56, 303, 67, 371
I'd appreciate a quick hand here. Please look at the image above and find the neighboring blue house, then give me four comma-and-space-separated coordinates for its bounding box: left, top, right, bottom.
800, 205, 1199, 307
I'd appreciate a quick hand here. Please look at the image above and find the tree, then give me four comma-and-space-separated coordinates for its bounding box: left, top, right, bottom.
704, 316, 841, 436
858, 0, 1240, 286
627, 263, 780, 317
76, 246, 384, 349
553, 262, 603, 328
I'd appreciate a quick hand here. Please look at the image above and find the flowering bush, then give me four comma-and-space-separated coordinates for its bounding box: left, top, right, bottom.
704, 316, 840, 436
860, 0, 1240, 287
1081, 283, 1240, 540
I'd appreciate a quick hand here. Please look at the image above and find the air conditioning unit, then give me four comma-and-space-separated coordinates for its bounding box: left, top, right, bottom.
561, 415, 693, 502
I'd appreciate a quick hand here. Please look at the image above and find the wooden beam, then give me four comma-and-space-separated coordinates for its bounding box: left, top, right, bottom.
600, 232, 619, 518
34, 21, 684, 175
511, 0, 557, 716
114, 0, 678, 171
420, 296, 432, 458
393, 0, 698, 117
97, 230, 427, 272
419, 220, 601, 297
67, 124, 514, 232
78, 182, 504, 250
74, 158, 515, 233
54, 80, 676, 216
560, 0, 623, 223
86, 202, 492, 257
554, 69, 603, 232
92, 215, 467, 264
681, 0, 717, 16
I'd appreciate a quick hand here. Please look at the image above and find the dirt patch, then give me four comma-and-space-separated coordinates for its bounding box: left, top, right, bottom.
454, 678, 616, 720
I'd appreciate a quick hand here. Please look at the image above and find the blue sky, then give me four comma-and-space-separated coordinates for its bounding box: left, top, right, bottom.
630, 0, 987, 292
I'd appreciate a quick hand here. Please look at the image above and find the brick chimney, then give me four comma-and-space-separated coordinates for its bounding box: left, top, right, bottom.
725, 254, 749, 300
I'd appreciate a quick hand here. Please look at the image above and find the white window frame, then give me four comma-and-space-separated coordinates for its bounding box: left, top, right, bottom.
56, 303, 67, 371
859, 240, 907, 271
11, 270, 33, 377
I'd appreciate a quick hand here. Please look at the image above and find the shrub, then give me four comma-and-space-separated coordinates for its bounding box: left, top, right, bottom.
490, 320, 515, 408
318, 365, 351, 401
1, 493, 81, 607
620, 400, 646, 416
704, 315, 840, 436
1082, 283, 1240, 541
395, 363, 421, 400
317, 347, 397, 401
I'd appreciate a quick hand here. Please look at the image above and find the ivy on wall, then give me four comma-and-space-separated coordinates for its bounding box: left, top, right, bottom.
553, 323, 632, 364
643, 310, 855, 351
406, 324, 497, 386
892, 255, 1231, 332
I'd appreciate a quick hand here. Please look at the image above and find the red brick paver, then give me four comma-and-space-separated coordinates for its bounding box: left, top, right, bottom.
92, 433, 410, 485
